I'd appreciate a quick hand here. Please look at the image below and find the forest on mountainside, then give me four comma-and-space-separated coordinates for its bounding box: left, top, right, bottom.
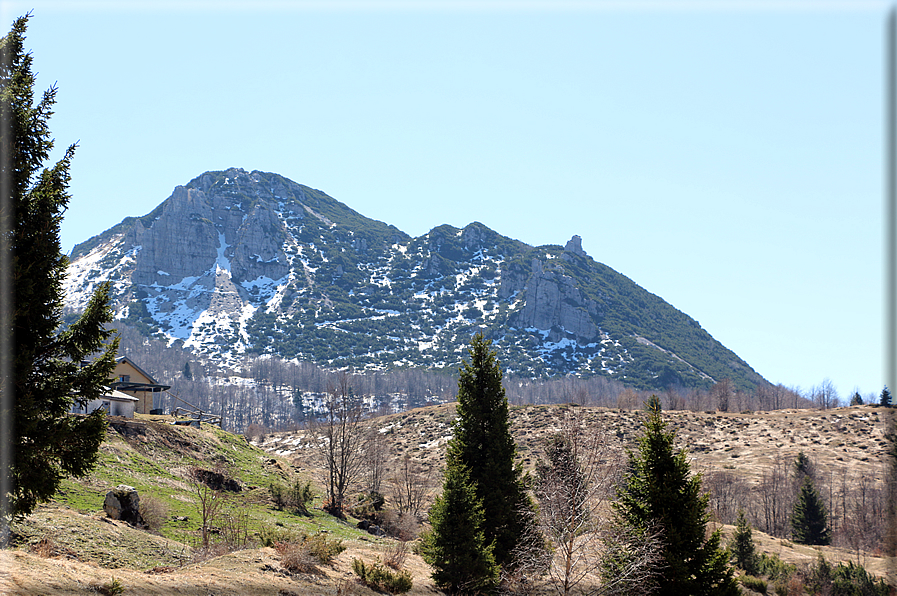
106, 320, 862, 434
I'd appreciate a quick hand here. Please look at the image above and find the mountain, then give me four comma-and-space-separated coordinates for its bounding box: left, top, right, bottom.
64, 168, 765, 391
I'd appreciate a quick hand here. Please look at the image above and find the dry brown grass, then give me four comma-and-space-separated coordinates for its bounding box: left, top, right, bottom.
3, 403, 890, 595
262, 403, 892, 503
0, 540, 438, 595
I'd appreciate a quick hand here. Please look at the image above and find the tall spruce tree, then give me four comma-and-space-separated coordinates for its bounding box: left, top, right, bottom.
421, 463, 499, 594
444, 333, 532, 569
730, 510, 758, 576
1, 14, 118, 525
613, 400, 738, 596
791, 476, 831, 545
879, 386, 892, 407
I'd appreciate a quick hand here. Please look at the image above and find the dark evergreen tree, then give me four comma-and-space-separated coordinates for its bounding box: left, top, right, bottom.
792, 451, 816, 485
644, 394, 662, 415
730, 510, 758, 576
613, 405, 739, 596
1, 14, 119, 523
849, 391, 863, 406
445, 333, 532, 568
421, 463, 499, 595
791, 476, 832, 545
879, 386, 892, 407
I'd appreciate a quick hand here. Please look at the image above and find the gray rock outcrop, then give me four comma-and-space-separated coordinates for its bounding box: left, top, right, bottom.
564, 234, 586, 256
103, 484, 145, 527
509, 255, 599, 343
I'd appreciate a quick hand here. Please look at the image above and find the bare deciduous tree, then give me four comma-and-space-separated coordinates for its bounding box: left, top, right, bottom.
312, 373, 366, 516
364, 428, 389, 497
811, 378, 840, 410
712, 379, 734, 413
187, 465, 229, 549
388, 454, 431, 518
510, 409, 661, 596
706, 468, 750, 525
757, 456, 792, 537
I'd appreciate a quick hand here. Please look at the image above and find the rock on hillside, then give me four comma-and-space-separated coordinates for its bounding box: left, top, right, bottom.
64, 168, 765, 391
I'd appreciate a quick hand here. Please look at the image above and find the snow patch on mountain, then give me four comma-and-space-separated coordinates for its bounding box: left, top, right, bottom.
63, 238, 141, 309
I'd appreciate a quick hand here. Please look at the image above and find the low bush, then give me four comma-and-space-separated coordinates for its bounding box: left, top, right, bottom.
275, 541, 319, 574
138, 494, 169, 533
289, 479, 315, 516
352, 558, 413, 594
29, 535, 76, 559
269, 483, 287, 510
382, 540, 407, 570
739, 574, 767, 594
258, 525, 302, 547
304, 532, 345, 563
271, 530, 345, 572
93, 577, 125, 596
756, 553, 795, 581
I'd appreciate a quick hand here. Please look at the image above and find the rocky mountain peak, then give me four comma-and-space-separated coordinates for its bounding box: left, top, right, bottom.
64, 169, 765, 391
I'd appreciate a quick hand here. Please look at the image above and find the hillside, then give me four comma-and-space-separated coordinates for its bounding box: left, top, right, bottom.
261, 403, 893, 497
4, 405, 892, 594
5, 415, 438, 595
63, 167, 765, 392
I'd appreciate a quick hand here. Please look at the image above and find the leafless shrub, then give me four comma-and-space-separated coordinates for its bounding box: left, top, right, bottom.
244, 423, 271, 442
29, 535, 77, 559
382, 540, 408, 570
757, 456, 792, 537
376, 509, 420, 542
275, 541, 320, 574
191, 541, 239, 564
138, 494, 169, 533
365, 428, 389, 496
218, 501, 252, 548
705, 468, 750, 525
273, 532, 346, 574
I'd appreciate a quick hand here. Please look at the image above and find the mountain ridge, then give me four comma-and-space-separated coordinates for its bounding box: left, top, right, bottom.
64, 167, 765, 392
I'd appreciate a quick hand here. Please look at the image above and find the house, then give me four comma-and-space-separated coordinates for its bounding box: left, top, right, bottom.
109, 357, 171, 415
71, 390, 140, 418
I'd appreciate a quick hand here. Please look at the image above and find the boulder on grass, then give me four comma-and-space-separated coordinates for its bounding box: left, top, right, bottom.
103, 484, 145, 527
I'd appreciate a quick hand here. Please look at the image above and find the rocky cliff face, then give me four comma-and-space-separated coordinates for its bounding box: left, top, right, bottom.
64, 168, 766, 391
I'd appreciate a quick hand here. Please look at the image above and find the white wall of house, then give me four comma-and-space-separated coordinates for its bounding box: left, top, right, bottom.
70, 390, 138, 418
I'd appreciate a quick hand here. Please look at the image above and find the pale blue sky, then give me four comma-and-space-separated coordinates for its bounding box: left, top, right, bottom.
2, 0, 888, 400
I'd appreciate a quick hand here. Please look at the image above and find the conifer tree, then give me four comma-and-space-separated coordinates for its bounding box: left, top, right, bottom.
791, 476, 831, 545
730, 510, 758, 576
792, 451, 816, 487
879, 386, 892, 407
1, 14, 118, 524
612, 403, 738, 596
421, 463, 499, 594
445, 333, 532, 568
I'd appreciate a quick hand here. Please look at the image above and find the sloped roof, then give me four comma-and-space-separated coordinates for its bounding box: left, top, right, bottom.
105, 389, 140, 402
116, 356, 159, 385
